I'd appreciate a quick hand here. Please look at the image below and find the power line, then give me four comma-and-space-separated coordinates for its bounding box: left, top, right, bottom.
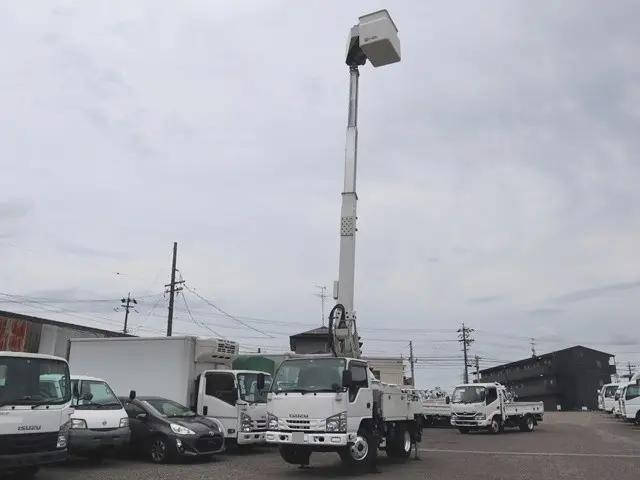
180, 292, 225, 338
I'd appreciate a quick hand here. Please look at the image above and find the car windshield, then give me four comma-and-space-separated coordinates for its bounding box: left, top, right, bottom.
452, 386, 486, 404
237, 373, 272, 403
143, 398, 196, 418
271, 358, 345, 393
72, 380, 121, 409
0, 356, 70, 406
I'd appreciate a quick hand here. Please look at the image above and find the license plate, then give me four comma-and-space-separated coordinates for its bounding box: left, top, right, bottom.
292, 431, 304, 444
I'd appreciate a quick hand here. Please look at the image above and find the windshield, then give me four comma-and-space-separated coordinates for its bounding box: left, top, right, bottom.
0, 356, 71, 406
605, 385, 619, 397
143, 398, 196, 418
271, 358, 345, 393
72, 380, 122, 409
452, 386, 486, 404
237, 373, 272, 403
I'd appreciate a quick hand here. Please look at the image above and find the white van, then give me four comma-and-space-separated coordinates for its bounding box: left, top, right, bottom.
68, 375, 130, 460
602, 383, 619, 413
623, 381, 640, 424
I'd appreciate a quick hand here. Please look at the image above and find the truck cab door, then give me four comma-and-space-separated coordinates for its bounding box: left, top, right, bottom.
198, 371, 240, 438
346, 362, 373, 433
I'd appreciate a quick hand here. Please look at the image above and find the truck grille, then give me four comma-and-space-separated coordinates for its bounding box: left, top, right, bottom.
0, 432, 59, 455
253, 420, 267, 431
286, 419, 311, 430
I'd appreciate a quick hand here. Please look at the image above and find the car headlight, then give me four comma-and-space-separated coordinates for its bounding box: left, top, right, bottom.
474, 413, 486, 420
325, 412, 347, 433
267, 413, 278, 430
170, 423, 196, 435
70, 418, 87, 429
240, 412, 253, 432
119, 417, 129, 428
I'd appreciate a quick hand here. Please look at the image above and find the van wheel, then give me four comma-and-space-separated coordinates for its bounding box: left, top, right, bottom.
489, 417, 502, 434
149, 436, 170, 464
519, 415, 535, 432
339, 428, 376, 470
635, 412, 640, 425
387, 426, 412, 458
279, 445, 311, 466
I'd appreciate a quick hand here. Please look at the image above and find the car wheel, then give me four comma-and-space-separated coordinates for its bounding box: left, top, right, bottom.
149, 437, 170, 464
339, 427, 376, 470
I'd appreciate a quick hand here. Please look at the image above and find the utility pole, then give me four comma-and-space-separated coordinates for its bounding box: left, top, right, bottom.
120, 293, 137, 334
314, 285, 329, 327
530, 338, 537, 357
409, 341, 416, 387
474, 355, 480, 382
628, 362, 636, 379
457, 323, 475, 384
165, 242, 184, 336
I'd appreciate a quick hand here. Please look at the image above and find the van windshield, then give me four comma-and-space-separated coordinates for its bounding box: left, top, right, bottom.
452, 386, 486, 404
72, 380, 122, 410
272, 358, 345, 393
237, 373, 272, 403
0, 356, 71, 407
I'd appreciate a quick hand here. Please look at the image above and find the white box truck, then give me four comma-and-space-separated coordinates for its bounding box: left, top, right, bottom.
68, 336, 272, 447
1, 352, 73, 477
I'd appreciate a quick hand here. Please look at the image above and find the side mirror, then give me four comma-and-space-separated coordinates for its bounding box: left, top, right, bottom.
73, 384, 80, 398
342, 370, 353, 388
232, 387, 239, 403
135, 413, 147, 421
445, 396, 450, 405
129, 390, 136, 401
257, 373, 265, 391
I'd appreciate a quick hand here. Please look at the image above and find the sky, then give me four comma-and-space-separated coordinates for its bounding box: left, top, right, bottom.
1, 1, 640, 390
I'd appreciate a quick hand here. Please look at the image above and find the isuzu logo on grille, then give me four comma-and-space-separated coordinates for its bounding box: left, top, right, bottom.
289, 413, 309, 418
18, 425, 42, 431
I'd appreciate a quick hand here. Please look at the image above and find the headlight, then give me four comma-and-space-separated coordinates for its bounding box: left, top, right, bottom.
70, 418, 87, 429
170, 423, 196, 435
119, 417, 129, 428
240, 412, 253, 432
267, 413, 278, 430
325, 412, 347, 433
474, 413, 486, 420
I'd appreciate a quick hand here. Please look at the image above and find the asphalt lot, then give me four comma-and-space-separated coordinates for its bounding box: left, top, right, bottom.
37, 412, 640, 480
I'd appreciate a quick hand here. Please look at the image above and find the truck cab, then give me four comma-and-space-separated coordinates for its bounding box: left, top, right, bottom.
602, 383, 620, 413
623, 380, 640, 424
0, 352, 73, 477
196, 369, 272, 446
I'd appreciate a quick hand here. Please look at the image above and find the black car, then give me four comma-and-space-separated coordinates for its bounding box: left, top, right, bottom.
119, 395, 224, 463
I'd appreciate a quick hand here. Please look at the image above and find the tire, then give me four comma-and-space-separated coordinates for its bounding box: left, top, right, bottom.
386, 425, 412, 458
488, 416, 501, 434
519, 416, 535, 432
635, 412, 640, 426
149, 436, 170, 464
278, 445, 311, 466
339, 427, 376, 470
458, 427, 470, 434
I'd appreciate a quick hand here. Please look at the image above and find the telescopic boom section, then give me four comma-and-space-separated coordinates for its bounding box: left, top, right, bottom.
330, 65, 362, 359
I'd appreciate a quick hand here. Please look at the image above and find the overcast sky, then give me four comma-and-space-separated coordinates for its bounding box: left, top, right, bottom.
2, 1, 640, 389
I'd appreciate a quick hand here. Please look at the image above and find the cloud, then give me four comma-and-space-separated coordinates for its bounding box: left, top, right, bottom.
551, 281, 640, 304
0, 200, 31, 220
528, 308, 563, 317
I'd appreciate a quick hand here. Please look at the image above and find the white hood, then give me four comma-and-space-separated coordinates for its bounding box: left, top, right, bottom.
0, 405, 71, 434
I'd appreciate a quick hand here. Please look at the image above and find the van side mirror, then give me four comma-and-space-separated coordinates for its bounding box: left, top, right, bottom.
342, 370, 353, 388
129, 390, 136, 401
257, 373, 265, 391
445, 396, 450, 405
73, 384, 80, 398
232, 387, 239, 403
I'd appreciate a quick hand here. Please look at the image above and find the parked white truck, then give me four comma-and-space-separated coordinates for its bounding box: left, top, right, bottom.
450, 383, 544, 434
0, 352, 73, 477
417, 390, 451, 426
68, 336, 271, 447
623, 378, 640, 424
266, 356, 423, 469
602, 383, 620, 413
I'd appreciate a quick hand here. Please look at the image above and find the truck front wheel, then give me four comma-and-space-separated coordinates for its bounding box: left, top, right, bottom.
489, 417, 502, 434
279, 445, 311, 466
519, 415, 535, 432
339, 428, 376, 470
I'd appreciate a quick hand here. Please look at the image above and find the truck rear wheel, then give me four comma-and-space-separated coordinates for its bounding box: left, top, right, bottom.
519, 415, 535, 432
339, 428, 376, 470
386, 426, 412, 458
279, 445, 311, 466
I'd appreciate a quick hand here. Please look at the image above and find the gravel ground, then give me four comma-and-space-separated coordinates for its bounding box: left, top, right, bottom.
35, 412, 640, 480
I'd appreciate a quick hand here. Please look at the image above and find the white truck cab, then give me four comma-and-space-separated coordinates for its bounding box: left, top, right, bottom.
67, 375, 130, 458
0, 352, 73, 477
266, 356, 422, 469
450, 383, 543, 434
623, 380, 640, 424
